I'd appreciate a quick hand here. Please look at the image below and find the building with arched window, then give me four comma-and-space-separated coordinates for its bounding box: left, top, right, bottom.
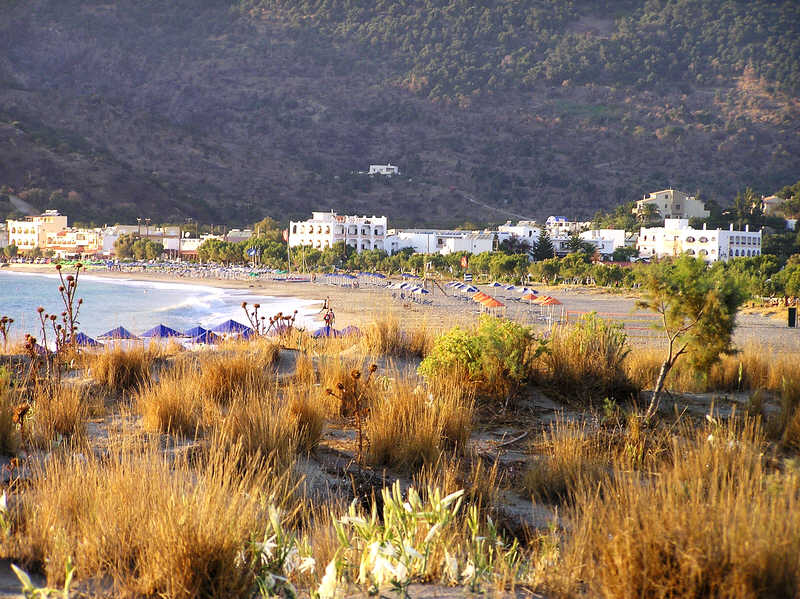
288, 211, 387, 253
637, 219, 761, 263
7, 210, 69, 251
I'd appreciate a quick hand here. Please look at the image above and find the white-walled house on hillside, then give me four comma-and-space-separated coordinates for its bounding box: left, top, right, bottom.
289, 211, 387, 253
368, 164, 400, 176
637, 219, 761, 263
579, 229, 628, 257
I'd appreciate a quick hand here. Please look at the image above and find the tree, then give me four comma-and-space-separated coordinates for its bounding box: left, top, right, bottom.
3, 244, 17, 259
498, 237, 531, 255
612, 246, 638, 262
531, 230, 555, 261
637, 256, 746, 420
113, 234, 136, 259
566, 233, 595, 255
637, 203, 661, 226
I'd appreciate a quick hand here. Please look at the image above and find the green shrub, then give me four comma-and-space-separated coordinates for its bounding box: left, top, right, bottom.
419, 315, 544, 399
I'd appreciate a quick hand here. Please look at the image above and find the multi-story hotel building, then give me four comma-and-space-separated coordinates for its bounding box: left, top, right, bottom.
638, 219, 761, 263
289, 211, 387, 252
7, 210, 69, 251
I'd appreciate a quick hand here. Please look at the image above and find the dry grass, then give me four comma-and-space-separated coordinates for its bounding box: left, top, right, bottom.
137, 366, 204, 437
523, 418, 613, 504
212, 387, 325, 467
540, 314, 637, 405
626, 344, 800, 394
552, 417, 800, 599
26, 384, 99, 448
191, 344, 277, 406
360, 314, 435, 358
89, 345, 157, 392
365, 376, 474, 471
10, 440, 296, 598
0, 386, 19, 456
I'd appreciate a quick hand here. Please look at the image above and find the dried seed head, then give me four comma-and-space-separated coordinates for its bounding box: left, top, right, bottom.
336, 382, 345, 391
242, 301, 248, 308
55, 264, 62, 270
66, 275, 74, 282
37, 306, 44, 313
325, 388, 334, 396
369, 364, 378, 373
351, 369, 361, 380
59, 286, 65, 292
76, 263, 83, 269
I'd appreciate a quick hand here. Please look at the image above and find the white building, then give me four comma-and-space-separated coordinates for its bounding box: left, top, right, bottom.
498, 220, 541, 244
545, 216, 592, 237
7, 210, 69, 252
635, 189, 710, 220
368, 164, 400, 176
384, 229, 494, 255
100, 225, 182, 256
579, 229, 628, 257
289, 211, 387, 253
0, 223, 8, 249
637, 219, 761, 263
44, 228, 102, 258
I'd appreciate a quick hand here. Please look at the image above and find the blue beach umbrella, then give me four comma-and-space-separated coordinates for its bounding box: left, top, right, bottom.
72, 332, 102, 347
184, 326, 208, 338
211, 320, 253, 335
489, 281, 503, 287
98, 326, 138, 340
141, 324, 183, 338
312, 326, 341, 338
191, 330, 222, 344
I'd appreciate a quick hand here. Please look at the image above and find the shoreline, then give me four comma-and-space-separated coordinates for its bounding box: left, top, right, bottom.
3, 264, 435, 332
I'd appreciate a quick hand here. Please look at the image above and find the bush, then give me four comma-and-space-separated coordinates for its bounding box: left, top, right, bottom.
90, 346, 155, 392
540, 313, 637, 406
419, 315, 543, 399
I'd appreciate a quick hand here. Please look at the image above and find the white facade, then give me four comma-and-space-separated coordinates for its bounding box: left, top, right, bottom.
44, 228, 102, 258
545, 216, 591, 237
637, 219, 761, 263
579, 229, 628, 257
498, 220, 541, 243
0, 224, 7, 248
635, 189, 710, 220
368, 164, 400, 176
7, 210, 69, 251
385, 229, 494, 255
100, 225, 182, 256
289, 211, 387, 253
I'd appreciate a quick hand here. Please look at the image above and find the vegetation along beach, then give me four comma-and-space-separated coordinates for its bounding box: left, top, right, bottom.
1, 0, 800, 597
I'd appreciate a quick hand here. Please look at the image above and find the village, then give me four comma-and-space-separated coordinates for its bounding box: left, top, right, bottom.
0, 188, 778, 264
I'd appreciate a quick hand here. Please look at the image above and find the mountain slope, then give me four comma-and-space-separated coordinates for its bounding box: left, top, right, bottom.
0, 0, 798, 226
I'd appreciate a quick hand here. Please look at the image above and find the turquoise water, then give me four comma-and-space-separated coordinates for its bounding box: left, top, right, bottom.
0, 271, 318, 341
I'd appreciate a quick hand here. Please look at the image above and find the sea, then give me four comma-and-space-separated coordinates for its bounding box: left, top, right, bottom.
0, 271, 320, 341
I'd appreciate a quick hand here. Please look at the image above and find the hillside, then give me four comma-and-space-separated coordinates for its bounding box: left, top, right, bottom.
0, 0, 798, 227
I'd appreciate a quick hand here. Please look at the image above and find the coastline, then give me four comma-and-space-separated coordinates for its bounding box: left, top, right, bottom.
3, 263, 450, 332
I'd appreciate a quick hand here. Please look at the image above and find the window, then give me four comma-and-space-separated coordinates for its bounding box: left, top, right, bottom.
699, 236, 708, 243
686, 236, 695, 242
699, 249, 708, 256
686, 249, 696, 255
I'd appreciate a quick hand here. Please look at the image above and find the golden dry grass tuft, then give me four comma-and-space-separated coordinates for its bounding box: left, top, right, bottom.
11, 440, 296, 598
540, 315, 637, 405
365, 376, 474, 471
626, 344, 800, 394
212, 388, 325, 467
89, 345, 157, 392
0, 384, 19, 456
552, 417, 800, 599
360, 315, 435, 358
25, 383, 99, 448
523, 418, 613, 504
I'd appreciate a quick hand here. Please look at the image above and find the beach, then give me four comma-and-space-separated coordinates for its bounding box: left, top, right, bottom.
4, 263, 800, 350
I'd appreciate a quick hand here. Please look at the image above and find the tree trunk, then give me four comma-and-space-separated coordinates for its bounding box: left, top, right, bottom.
645, 359, 671, 421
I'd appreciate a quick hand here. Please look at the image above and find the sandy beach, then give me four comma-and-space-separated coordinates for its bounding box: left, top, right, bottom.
5, 263, 800, 350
